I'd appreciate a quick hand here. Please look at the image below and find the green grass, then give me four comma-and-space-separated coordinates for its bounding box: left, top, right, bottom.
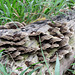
0, 49, 11, 75
67, 56, 75, 74
0, 49, 5, 59
0, 0, 75, 25
0, 61, 43, 75
0, 62, 11, 75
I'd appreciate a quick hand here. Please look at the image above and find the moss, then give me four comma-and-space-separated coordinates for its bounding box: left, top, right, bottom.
46, 48, 59, 58
69, 35, 75, 45
22, 54, 29, 60
25, 37, 39, 48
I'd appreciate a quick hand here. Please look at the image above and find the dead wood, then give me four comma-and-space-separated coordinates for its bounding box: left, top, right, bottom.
0, 7, 75, 75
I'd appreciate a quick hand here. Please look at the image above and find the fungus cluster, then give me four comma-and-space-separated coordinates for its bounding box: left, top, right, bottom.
0, 20, 74, 62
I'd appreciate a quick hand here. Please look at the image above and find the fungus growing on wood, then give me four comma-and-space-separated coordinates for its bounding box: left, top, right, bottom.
0, 19, 74, 62
5, 22, 25, 29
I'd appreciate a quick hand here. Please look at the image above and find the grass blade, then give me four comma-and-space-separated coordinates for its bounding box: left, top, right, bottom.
27, 66, 42, 75
55, 54, 60, 75
0, 49, 5, 53
39, 35, 51, 75
20, 61, 43, 75
20, 67, 30, 75
0, 62, 9, 75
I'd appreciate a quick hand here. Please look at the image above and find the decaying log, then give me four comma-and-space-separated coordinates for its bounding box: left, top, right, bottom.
0, 21, 74, 59
0, 7, 75, 75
